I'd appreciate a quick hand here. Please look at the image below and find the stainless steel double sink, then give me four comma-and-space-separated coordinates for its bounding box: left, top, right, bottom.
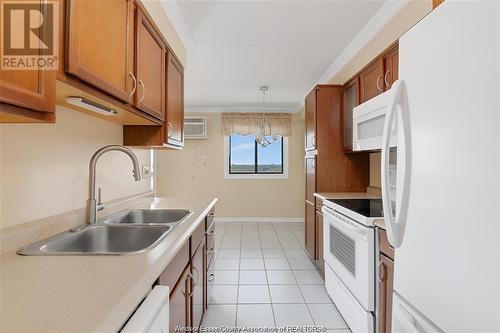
18, 209, 192, 256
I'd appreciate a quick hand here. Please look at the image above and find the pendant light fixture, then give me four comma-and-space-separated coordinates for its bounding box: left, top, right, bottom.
255, 85, 277, 148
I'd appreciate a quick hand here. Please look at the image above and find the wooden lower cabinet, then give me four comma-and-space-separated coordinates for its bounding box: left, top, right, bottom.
191, 238, 206, 329
314, 210, 324, 275
158, 207, 216, 330
378, 228, 395, 333
378, 254, 394, 333
305, 201, 316, 258
168, 265, 191, 332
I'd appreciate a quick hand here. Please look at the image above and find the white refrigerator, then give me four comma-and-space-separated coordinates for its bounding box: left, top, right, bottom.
380, 2, 500, 332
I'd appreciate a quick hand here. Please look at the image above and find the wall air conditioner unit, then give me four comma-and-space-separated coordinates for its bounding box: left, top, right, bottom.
184, 117, 207, 139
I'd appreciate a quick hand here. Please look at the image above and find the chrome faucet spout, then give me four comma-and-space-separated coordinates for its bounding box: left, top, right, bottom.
85, 145, 141, 226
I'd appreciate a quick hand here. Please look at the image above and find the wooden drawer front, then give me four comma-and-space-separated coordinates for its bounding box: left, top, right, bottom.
191, 222, 205, 256
378, 228, 394, 260
159, 242, 189, 291
316, 198, 324, 212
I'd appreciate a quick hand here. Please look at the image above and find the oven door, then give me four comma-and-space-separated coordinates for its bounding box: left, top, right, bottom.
323, 206, 375, 311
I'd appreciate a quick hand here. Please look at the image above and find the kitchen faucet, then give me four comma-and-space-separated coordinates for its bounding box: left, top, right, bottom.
85, 145, 141, 227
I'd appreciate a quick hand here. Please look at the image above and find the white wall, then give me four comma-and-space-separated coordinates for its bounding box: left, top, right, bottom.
155, 112, 305, 219
0, 106, 152, 229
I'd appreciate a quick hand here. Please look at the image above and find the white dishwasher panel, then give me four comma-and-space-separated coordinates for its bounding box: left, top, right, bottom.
122, 286, 170, 333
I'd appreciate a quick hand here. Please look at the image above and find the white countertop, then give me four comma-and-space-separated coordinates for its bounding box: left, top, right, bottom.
0, 197, 217, 333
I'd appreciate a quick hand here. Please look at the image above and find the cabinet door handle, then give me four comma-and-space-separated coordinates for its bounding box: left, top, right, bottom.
384, 71, 391, 87
208, 213, 216, 217
167, 122, 173, 138
378, 261, 386, 283
138, 79, 146, 103
208, 273, 215, 282
128, 72, 137, 98
208, 247, 215, 254
311, 159, 316, 169
181, 272, 193, 296
376, 75, 383, 91
311, 135, 316, 147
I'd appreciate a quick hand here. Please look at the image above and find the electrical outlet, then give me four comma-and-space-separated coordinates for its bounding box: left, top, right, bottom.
142, 165, 153, 178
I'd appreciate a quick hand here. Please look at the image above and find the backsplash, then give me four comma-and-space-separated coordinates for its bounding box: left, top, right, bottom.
370, 152, 381, 188
0, 106, 153, 229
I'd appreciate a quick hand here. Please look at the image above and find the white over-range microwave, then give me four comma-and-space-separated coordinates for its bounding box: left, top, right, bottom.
352, 88, 398, 151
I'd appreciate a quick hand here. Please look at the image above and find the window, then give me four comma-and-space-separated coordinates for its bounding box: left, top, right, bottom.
224, 134, 288, 179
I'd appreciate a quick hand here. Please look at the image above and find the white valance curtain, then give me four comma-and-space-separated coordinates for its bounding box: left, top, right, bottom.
221, 113, 292, 137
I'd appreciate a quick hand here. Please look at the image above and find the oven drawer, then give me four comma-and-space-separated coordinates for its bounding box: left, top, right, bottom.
325, 264, 374, 333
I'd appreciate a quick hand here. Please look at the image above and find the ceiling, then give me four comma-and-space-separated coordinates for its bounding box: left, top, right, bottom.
161, 1, 386, 112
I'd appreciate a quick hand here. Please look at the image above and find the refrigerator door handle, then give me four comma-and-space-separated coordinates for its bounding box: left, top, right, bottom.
381, 80, 411, 248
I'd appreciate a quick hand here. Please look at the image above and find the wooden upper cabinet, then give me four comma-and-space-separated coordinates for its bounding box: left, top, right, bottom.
66, 0, 134, 103
305, 88, 316, 151
0, 66, 56, 122
0, 0, 56, 123
135, 8, 165, 120
359, 57, 384, 103
383, 45, 399, 91
343, 77, 360, 152
166, 53, 184, 146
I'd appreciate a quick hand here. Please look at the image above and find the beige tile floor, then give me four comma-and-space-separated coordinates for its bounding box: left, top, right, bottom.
202, 222, 350, 332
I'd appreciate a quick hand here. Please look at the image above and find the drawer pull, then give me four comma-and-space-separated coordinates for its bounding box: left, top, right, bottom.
208, 273, 215, 282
